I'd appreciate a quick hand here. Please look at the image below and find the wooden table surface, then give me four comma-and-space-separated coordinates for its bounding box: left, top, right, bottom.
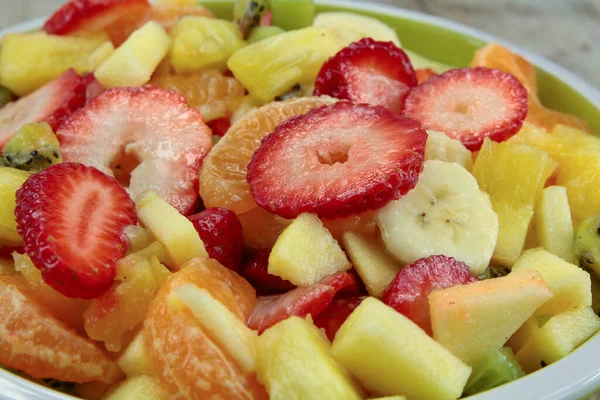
1, 0, 599, 399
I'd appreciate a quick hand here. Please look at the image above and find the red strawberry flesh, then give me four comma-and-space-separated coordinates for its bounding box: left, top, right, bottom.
383, 255, 479, 335
246, 102, 427, 219
402, 67, 528, 151
15, 163, 137, 299
82, 73, 106, 104
314, 38, 417, 113
313, 296, 366, 341
207, 117, 231, 137
239, 248, 295, 293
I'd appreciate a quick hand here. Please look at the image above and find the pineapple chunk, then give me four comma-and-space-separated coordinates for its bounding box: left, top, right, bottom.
429, 270, 552, 365
95, 21, 171, 88
506, 316, 539, 354
512, 248, 591, 315
148, 255, 172, 287
556, 151, 600, 224
332, 297, 470, 400
170, 16, 245, 74
472, 138, 557, 266
535, 186, 576, 264
516, 307, 600, 373
343, 232, 401, 298
268, 213, 351, 287
0, 32, 111, 96
136, 241, 176, 269
256, 316, 363, 400
103, 375, 168, 400
118, 330, 152, 376
0, 168, 30, 245
136, 191, 208, 268
228, 27, 343, 102
425, 130, 473, 171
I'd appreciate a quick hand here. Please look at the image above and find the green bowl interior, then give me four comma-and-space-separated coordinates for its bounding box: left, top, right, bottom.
202, 0, 600, 133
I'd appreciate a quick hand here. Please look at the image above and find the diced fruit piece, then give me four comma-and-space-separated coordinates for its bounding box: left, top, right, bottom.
463, 347, 525, 396
15, 163, 136, 299
403, 67, 528, 151
429, 270, 552, 365
58, 87, 212, 214
240, 248, 295, 292
82, 73, 106, 104
247, 102, 427, 219
271, 0, 315, 30
151, 3, 214, 31
268, 213, 350, 286
516, 307, 600, 372
94, 21, 171, 88
188, 207, 244, 272
0, 168, 30, 246
535, 186, 576, 264
233, 0, 270, 38
145, 258, 265, 399
170, 17, 245, 74
0, 33, 108, 96
256, 316, 363, 400
424, 130, 473, 171
118, 331, 152, 376
228, 27, 343, 102
377, 160, 498, 275
103, 375, 168, 400
574, 215, 600, 278
208, 117, 231, 137
248, 25, 285, 43
343, 232, 401, 298
314, 38, 416, 114
248, 272, 357, 332
313, 296, 365, 341
43, 0, 152, 46
136, 191, 208, 268
123, 225, 153, 254
136, 241, 176, 269
0, 87, 15, 107
0, 69, 85, 147
506, 316, 539, 354
556, 152, 600, 225
512, 248, 592, 315
1, 122, 62, 172
0, 276, 121, 383
383, 255, 478, 335
312, 11, 401, 46
332, 297, 471, 400
472, 139, 557, 266
415, 68, 436, 84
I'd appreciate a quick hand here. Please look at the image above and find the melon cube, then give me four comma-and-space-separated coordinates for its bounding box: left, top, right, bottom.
505, 316, 539, 354
535, 186, 576, 264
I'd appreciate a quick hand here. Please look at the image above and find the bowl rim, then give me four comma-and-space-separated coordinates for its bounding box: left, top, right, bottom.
1, 2, 600, 400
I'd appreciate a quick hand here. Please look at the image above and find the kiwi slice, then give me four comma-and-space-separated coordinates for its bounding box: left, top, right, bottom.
270, 0, 315, 30
248, 25, 285, 44
1, 122, 62, 172
574, 215, 600, 274
233, 0, 270, 38
0, 87, 14, 108
463, 347, 525, 396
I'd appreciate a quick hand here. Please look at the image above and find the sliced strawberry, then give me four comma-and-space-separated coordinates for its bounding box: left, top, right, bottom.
43, 0, 151, 46
415, 68, 437, 84
82, 73, 106, 104
383, 255, 479, 335
240, 248, 295, 293
314, 38, 417, 114
246, 102, 427, 219
313, 296, 366, 341
207, 117, 231, 137
58, 87, 212, 215
260, 12, 272, 26
247, 272, 356, 333
15, 163, 137, 299
0, 69, 85, 148
402, 67, 528, 151
187, 207, 244, 272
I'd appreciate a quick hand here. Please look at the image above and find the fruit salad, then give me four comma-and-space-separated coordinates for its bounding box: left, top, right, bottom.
1, 0, 599, 399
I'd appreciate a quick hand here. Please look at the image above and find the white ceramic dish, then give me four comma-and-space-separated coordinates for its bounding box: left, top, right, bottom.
1, 2, 600, 399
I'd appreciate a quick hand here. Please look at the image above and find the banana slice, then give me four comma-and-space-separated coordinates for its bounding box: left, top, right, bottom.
313, 11, 401, 46
425, 131, 473, 171
376, 160, 498, 275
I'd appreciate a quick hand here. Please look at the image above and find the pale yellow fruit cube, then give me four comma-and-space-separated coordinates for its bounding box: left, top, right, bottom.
429, 270, 552, 365
103, 375, 168, 400
118, 331, 152, 376
512, 248, 591, 315
136, 241, 176, 269
0, 168, 30, 245
425, 130, 473, 171
332, 297, 471, 400
506, 316, 539, 354
269, 213, 351, 287
256, 316, 363, 400
535, 186, 576, 264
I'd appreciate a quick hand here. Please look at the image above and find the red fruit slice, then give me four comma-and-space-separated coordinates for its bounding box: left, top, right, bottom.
58, 87, 212, 215
382, 255, 479, 335
239, 248, 295, 293
82, 73, 106, 104
43, 0, 152, 46
0, 69, 85, 148
402, 67, 528, 151
247, 272, 357, 333
187, 207, 244, 272
415, 68, 437, 84
207, 117, 231, 137
314, 38, 417, 113
313, 296, 366, 341
15, 163, 137, 299
246, 102, 427, 219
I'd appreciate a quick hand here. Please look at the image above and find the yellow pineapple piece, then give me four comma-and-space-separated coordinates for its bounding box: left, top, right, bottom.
535, 186, 576, 263
556, 151, 600, 224
103, 375, 168, 400
343, 232, 402, 298
472, 138, 557, 266
136, 191, 207, 268
551, 124, 600, 155
95, 21, 171, 88
0, 168, 30, 245
268, 213, 351, 287
508, 123, 563, 160
170, 17, 245, 74
332, 297, 470, 400
524, 219, 538, 250
148, 255, 172, 286
118, 330, 152, 376
516, 307, 600, 373
136, 241, 176, 269
228, 27, 343, 102
0, 32, 111, 96
506, 316, 539, 354
512, 248, 591, 315
256, 316, 363, 400
429, 270, 552, 365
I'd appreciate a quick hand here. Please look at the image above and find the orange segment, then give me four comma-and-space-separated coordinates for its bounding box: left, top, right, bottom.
151, 4, 214, 31
0, 275, 121, 384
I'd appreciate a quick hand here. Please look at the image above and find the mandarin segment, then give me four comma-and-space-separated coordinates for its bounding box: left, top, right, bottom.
151, 4, 214, 31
